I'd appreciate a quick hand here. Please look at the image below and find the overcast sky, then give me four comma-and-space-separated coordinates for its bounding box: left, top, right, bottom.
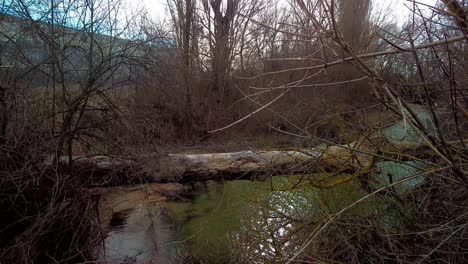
134, 0, 438, 24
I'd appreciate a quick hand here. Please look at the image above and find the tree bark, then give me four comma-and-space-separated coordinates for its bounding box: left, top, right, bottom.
209, 0, 237, 100
46, 136, 415, 183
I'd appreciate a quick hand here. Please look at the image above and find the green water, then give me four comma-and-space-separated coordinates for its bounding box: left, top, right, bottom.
102, 106, 439, 262
164, 176, 414, 261
102, 172, 424, 262
101, 105, 437, 262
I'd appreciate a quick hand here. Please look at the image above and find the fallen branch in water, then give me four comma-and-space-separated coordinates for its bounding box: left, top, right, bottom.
43, 135, 445, 184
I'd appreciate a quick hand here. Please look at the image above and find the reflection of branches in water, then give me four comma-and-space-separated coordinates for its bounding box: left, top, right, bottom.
232, 184, 319, 263
231, 175, 405, 263
145, 205, 183, 263
102, 203, 180, 263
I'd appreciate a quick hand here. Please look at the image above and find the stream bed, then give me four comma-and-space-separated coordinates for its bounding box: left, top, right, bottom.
97, 163, 425, 263
96, 104, 434, 262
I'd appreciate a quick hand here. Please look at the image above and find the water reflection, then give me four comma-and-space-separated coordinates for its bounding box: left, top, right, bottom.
99, 174, 411, 263
99, 180, 277, 262
102, 205, 177, 263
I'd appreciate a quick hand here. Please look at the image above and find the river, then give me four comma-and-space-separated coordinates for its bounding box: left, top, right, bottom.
94, 104, 437, 262
97, 160, 425, 263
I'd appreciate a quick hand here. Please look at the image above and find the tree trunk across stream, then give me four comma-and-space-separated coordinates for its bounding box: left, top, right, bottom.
46, 135, 431, 183
46, 106, 460, 185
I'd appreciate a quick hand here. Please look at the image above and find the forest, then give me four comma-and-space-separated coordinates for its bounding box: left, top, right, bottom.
0, 0, 467, 263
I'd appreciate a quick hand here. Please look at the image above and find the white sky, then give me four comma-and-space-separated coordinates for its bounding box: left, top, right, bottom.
134, 0, 438, 24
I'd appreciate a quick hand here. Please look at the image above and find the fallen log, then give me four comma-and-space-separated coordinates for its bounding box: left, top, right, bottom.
43, 105, 463, 185
45, 137, 398, 183
160, 142, 376, 181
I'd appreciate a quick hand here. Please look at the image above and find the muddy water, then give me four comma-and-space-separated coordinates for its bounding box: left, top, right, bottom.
98, 180, 271, 262
96, 107, 434, 262
98, 179, 358, 262
98, 165, 425, 263
101, 205, 176, 263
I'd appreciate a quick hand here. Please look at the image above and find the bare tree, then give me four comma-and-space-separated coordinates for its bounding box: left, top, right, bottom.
339, 0, 370, 50
202, 0, 236, 100
167, 0, 199, 135
167, 0, 198, 94
0, 0, 159, 262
